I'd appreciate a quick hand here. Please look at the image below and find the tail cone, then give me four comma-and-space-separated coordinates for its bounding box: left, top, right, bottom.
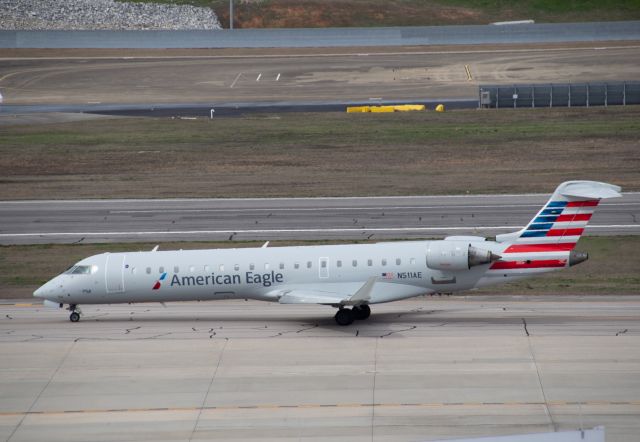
569, 250, 588, 267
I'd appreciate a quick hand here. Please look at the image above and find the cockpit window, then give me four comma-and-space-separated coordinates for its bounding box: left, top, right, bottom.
64, 265, 98, 275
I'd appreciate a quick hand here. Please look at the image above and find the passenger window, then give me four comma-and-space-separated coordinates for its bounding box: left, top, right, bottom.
337, 260, 342, 268
234, 264, 240, 271
250, 263, 255, 270
279, 263, 285, 270
321, 261, 326, 268
307, 261, 312, 269
131, 267, 137, 275
174, 266, 179, 273
410, 258, 416, 265
396, 258, 401, 265
294, 262, 300, 269
367, 259, 372, 266
265, 263, 270, 270
146, 267, 151, 274
219, 264, 224, 272
382, 259, 387, 266
352, 260, 357, 267
204, 265, 210, 273
159, 266, 164, 273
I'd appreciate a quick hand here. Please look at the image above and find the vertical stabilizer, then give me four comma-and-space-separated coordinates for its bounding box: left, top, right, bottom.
496, 181, 621, 252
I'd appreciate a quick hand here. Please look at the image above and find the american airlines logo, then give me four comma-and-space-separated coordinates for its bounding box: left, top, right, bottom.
152, 272, 167, 290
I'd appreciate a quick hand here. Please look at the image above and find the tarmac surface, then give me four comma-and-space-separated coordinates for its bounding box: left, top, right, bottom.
1, 193, 638, 244
1, 296, 639, 441
1, 43, 639, 110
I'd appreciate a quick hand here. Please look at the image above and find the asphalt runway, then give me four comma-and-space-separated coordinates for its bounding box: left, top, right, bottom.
1, 193, 638, 245
1, 296, 639, 441
1, 43, 639, 110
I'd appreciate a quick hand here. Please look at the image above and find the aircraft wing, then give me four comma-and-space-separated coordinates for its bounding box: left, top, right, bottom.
273, 277, 377, 306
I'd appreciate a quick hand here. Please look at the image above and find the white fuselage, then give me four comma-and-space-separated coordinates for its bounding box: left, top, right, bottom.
33, 239, 565, 307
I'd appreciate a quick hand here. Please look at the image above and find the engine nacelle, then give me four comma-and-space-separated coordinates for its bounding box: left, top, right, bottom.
426, 241, 499, 271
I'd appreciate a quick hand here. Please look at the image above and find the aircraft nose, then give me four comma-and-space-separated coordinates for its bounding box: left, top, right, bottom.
33, 284, 47, 298
33, 278, 60, 299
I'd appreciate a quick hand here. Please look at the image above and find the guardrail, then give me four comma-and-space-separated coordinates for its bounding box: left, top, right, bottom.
1, 21, 639, 48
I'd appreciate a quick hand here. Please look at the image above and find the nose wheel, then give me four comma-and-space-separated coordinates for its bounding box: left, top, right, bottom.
67, 305, 81, 322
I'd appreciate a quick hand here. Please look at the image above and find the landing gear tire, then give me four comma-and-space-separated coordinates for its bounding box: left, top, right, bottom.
334, 308, 355, 326
69, 311, 80, 323
353, 305, 371, 320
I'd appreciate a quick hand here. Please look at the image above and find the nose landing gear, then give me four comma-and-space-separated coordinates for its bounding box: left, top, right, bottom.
67, 304, 81, 322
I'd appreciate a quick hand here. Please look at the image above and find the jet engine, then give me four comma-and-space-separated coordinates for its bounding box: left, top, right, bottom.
426, 242, 500, 271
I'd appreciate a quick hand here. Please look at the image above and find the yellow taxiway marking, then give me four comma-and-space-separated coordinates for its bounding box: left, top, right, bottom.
1, 400, 636, 417
464, 64, 473, 81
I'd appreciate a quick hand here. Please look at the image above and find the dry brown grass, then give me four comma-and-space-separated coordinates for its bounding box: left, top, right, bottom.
1, 107, 639, 200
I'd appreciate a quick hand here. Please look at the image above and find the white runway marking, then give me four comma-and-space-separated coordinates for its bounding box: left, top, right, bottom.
276, 73, 281, 81
2, 45, 639, 62
2, 193, 637, 204
256, 73, 262, 81
1, 225, 638, 238
229, 72, 242, 88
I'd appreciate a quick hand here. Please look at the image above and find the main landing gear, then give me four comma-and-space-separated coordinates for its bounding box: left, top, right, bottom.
334, 305, 371, 326
67, 304, 81, 322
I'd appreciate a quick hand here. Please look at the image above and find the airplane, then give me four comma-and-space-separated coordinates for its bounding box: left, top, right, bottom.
34, 180, 621, 325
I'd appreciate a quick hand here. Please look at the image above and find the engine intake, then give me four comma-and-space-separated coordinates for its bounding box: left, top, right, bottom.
426, 242, 500, 271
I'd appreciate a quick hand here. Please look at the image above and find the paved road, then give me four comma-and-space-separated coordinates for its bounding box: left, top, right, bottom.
2, 22, 640, 48
1, 296, 639, 441
1, 193, 638, 244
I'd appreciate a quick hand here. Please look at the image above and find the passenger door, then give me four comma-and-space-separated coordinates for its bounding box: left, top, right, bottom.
105, 254, 126, 293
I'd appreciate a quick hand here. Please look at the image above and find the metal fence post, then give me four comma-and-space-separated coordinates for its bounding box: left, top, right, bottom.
496, 87, 499, 109
586, 84, 590, 108
623, 82, 626, 106
550, 84, 553, 108
532, 86, 535, 108
568, 85, 571, 108
605, 84, 608, 107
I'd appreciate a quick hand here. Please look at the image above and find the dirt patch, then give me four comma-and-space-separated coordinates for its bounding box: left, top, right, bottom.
209, 0, 640, 28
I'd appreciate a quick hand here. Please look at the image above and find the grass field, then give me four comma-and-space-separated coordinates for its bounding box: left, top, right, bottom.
1, 107, 639, 200
121, 0, 640, 28
2, 236, 638, 299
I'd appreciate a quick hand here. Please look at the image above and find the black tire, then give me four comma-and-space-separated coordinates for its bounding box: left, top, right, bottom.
69, 311, 80, 323
334, 308, 354, 326
353, 305, 371, 320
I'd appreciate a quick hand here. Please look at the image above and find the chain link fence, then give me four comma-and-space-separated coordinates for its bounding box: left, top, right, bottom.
479, 82, 640, 109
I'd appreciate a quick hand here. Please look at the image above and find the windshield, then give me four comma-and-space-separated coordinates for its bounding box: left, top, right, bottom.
64, 265, 97, 275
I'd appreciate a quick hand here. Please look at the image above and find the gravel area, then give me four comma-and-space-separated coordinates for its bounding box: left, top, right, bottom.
0, 0, 221, 30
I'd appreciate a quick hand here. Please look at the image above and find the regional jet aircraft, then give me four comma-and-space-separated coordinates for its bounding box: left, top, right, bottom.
34, 181, 620, 325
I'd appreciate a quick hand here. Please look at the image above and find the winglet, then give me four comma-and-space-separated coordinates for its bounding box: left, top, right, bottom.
344, 277, 377, 305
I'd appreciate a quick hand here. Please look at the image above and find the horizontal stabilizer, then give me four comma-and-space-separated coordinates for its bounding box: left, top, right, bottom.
559, 181, 621, 199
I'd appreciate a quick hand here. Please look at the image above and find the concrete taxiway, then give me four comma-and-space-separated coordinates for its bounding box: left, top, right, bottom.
1, 296, 639, 441
1, 44, 639, 108
1, 193, 638, 244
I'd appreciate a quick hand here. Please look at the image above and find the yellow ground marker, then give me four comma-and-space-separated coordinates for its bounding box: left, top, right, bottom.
464, 64, 473, 81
